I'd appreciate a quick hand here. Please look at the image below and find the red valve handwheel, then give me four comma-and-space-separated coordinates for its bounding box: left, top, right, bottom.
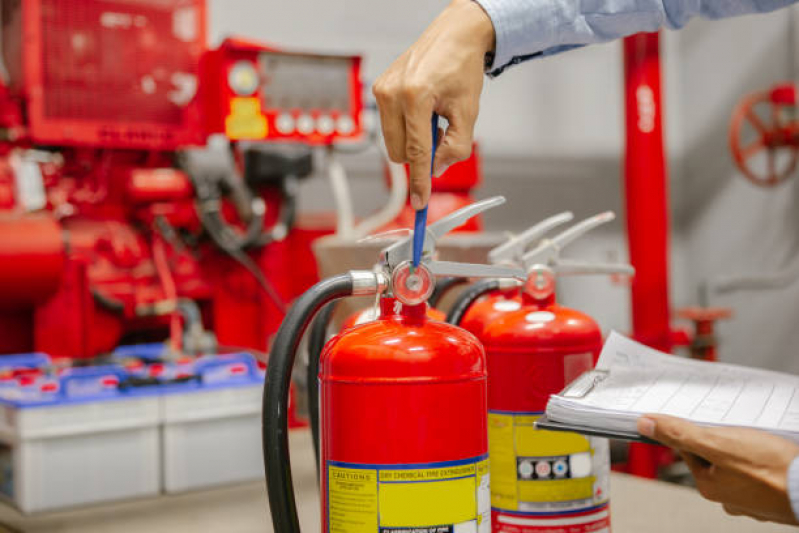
729, 83, 799, 187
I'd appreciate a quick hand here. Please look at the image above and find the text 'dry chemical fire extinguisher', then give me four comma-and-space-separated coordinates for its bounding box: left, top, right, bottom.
450, 212, 634, 533
448, 211, 576, 336
262, 196, 526, 533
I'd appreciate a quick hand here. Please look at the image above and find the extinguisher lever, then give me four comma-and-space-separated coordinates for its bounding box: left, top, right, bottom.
522, 211, 616, 270
552, 259, 635, 277
427, 260, 526, 280
488, 211, 574, 266
381, 195, 507, 269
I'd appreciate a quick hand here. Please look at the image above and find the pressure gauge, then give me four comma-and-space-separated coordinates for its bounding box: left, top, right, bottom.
316, 115, 335, 135
276, 113, 295, 134
228, 61, 259, 96
336, 115, 355, 135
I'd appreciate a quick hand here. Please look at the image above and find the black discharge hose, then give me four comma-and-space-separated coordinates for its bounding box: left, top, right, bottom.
306, 301, 337, 480
446, 279, 502, 326
428, 277, 469, 309
263, 275, 354, 533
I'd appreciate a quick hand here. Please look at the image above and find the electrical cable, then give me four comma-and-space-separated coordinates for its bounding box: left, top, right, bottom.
306, 301, 337, 480
446, 279, 502, 326
263, 274, 354, 533
90, 288, 125, 314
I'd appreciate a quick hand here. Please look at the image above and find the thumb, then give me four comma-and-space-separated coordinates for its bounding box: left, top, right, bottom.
433, 114, 475, 176
637, 414, 719, 462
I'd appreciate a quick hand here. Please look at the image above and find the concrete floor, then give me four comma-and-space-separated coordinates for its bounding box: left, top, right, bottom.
0, 429, 794, 532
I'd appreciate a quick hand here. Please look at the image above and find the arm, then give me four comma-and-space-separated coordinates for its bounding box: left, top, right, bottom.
374, 0, 799, 209
638, 414, 799, 524
480, 0, 799, 76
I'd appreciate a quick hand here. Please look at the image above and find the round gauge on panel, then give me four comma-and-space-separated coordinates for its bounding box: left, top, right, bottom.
275, 113, 295, 134
336, 115, 355, 135
296, 114, 315, 135
228, 61, 259, 96
316, 115, 335, 135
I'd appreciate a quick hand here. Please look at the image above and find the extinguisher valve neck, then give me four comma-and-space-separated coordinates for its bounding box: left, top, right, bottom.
350, 269, 390, 296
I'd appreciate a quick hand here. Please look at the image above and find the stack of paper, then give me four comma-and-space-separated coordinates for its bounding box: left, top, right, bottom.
544, 332, 799, 442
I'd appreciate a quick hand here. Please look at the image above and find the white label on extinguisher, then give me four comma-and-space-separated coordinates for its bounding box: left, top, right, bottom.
488, 411, 610, 531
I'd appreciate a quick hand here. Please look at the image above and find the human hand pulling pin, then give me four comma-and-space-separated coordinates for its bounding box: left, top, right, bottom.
372, 0, 494, 210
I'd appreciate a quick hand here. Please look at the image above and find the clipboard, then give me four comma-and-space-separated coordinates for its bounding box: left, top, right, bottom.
534, 415, 659, 444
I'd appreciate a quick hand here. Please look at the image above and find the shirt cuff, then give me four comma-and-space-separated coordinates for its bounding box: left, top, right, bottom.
787, 454, 799, 521
474, 0, 563, 76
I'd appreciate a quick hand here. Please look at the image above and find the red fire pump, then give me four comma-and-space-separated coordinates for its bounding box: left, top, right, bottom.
262, 197, 526, 533
729, 82, 799, 187
448, 212, 634, 533
0, 0, 364, 366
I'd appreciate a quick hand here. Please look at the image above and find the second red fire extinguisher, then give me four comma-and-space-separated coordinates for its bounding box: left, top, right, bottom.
450, 212, 633, 533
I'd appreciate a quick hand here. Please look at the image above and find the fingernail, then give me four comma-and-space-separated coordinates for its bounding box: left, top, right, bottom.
638, 417, 656, 438
411, 194, 424, 210
433, 162, 449, 177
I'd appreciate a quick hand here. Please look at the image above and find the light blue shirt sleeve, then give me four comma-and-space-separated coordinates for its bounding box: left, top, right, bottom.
789, 455, 799, 521
475, 0, 799, 76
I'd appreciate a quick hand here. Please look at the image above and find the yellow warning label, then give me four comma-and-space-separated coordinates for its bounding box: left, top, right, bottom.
328, 467, 377, 533
225, 97, 268, 139
488, 411, 608, 513
328, 457, 489, 533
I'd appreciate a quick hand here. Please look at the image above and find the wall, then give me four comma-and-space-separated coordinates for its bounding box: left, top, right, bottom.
678, 9, 799, 373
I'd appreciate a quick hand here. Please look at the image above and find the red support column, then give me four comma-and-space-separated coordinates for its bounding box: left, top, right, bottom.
622, 33, 672, 478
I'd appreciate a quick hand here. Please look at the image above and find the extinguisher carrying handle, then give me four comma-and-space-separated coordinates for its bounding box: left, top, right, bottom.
426, 259, 525, 281
263, 270, 388, 533
487, 211, 574, 266
522, 211, 616, 270
381, 196, 507, 270
553, 259, 635, 277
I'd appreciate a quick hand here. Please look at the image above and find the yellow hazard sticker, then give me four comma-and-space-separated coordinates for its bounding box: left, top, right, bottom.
488, 411, 609, 514
225, 97, 268, 139
328, 455, 490, 533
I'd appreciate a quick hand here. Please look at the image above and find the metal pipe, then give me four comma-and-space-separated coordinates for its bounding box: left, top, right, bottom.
623, 32, 672, 479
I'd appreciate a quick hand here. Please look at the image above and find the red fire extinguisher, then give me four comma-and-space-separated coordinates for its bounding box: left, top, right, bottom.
448, 211, 575, 334
449, 212, 633, 533
262, 197, 525, 533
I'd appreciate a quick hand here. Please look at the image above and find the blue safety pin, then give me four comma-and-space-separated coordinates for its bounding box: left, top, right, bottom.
411, 113, 439, 271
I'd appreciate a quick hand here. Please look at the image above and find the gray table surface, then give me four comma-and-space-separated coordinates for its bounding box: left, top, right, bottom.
0, 429, 793, 533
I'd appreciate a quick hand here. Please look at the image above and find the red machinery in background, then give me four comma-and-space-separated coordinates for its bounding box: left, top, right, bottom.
0, 0, 363, 366
202, 37, 363, 145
